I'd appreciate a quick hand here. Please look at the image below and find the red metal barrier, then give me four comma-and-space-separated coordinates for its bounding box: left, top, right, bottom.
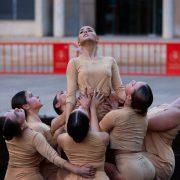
0, 42, 54, 74
0, 41, 180, 75
98, 42, 167, 76
167, 43, 180, 75
53, 43, 69, 74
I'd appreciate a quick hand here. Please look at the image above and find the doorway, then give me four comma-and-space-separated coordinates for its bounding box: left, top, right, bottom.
96, 0, 162, 35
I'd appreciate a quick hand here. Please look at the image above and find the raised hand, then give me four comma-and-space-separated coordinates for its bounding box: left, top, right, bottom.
78, 94, 91, 110
90, 91, 104, 110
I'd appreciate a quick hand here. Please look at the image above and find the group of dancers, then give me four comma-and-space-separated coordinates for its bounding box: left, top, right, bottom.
0, 26, 179, 180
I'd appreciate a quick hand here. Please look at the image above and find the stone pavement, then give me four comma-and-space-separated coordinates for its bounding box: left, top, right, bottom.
0, 74, 179, 116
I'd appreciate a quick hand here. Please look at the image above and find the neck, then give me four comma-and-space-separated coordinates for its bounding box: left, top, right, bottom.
81, 41, 97, 58
27, 110, 41, 123
61, 104, 66, 113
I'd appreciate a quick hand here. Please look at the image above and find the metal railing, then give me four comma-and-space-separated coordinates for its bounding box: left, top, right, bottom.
0, 41, 179, 75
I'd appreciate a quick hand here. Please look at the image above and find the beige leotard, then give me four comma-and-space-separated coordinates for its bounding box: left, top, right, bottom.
60, 131, 109, 180
66, 55, 125, 120
5, 128, 66, 180
144, 105, 180, 180
100, 107, 155, 180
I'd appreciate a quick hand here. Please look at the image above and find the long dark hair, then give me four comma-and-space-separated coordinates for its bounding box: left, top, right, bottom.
67, 110, 89, 143
0, 116, 21, 140
131, 84, 153, 115
11, 91, 28, 117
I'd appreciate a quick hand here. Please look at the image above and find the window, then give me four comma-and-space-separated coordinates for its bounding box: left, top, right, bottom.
0, 0, 35, 20
96, 0, 162, 35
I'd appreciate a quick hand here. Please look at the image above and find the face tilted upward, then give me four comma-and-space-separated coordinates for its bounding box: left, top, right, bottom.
4, 108, 26, 127
78, 26, 98, 45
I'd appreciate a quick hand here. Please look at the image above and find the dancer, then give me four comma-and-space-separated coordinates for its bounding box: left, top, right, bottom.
0, 109, 95, 180
51, 91, 66, 135
99, 80, 155, 180
66, 26, 125, 122
143, 97, 180, 180
58, 92, 110, 179
99, 92, 180, 179
11, 90, 95, 179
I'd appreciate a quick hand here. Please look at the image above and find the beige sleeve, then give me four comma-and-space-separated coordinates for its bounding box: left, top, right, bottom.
111, 58, 126, 101
52, 127, 65, 145
99, 111, 115, 132
39, 124, 56, 147
32, 133, 67, 168
51, 113, 66, 135
66, 59, 78, 105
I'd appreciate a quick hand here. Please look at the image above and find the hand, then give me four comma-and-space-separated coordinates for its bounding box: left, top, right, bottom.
107, 95, 119, 110
90, 91, 104, 110
77, 164, 96, 178
78, 94, 91, 110
101, 101, 112, 112
107, 93, 124, 109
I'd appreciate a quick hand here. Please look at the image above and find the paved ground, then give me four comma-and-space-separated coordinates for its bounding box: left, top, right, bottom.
0, 74, 180, 116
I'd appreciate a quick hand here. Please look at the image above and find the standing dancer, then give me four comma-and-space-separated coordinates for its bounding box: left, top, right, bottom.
66, 26, 125, 122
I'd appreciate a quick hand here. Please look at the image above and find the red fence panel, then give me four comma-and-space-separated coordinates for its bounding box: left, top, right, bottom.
53, 43, 69, 74
0, 42, 54, 74
98, 42, 167, 76
167, 43, 180, 75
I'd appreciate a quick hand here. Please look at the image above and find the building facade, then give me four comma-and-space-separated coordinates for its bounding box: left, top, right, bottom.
0, 0, 179, 38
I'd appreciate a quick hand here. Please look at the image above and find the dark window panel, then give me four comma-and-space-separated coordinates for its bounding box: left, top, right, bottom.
96, 0, 162, 35
0, 0, 13, 19
17, 0, 35, 20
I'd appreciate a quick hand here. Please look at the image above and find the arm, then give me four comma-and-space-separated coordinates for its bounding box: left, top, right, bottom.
33, 133, 95, 178
52, 126, 65, 145
66, 103, 74, 125
148, 108, 179, 131
66, 59, 78, 122
33, 132, 67, 168
90, 107, 100, 132
111, 58, 126, 103
99, 111, 115, 132
31, 123, 55, 146
90, 92, 104, 132
51, 113, 66, 135
57, 134, 96, 178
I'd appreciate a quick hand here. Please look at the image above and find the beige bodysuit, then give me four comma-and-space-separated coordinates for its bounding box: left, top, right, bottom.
60, 131, 109, 180
51, 112, 66, 135
99, 107, 155, 180
144, 105, 180, 180
5, 128, 66, 180
27, 119, 65, 180
66, 55, 125, 120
